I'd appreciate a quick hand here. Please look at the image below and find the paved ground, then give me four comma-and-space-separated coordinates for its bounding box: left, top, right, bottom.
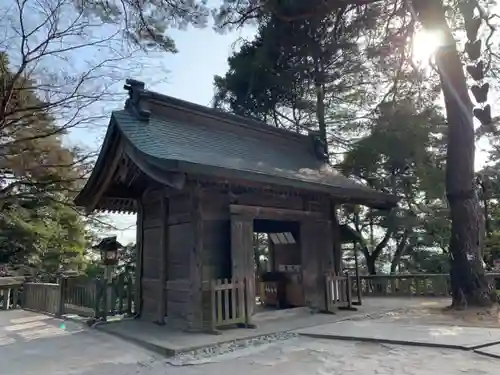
166, 338, 500, 375
476, 343, 500, 358
2, 308, 500, 375
297, 320, 500, 349
98, 297, 444, 354
368, 302, 500, 328
0, 310, 155, 375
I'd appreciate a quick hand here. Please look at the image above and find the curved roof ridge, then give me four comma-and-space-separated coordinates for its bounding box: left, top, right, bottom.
124, 78, 313, 145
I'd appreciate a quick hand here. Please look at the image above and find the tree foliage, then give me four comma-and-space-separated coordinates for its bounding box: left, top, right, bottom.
75, 0, 211, 52
0, 50, 88, 273
0, 0, 154, 276
340, 98, 447, 273
213, 6, 371, 146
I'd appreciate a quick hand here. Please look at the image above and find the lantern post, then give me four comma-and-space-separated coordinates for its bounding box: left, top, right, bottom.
93, 236, 122, 319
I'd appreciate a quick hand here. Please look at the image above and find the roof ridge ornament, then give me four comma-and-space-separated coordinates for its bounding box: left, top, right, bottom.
124, 79, 151, 122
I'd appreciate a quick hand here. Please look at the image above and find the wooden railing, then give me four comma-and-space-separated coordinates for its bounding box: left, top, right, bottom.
63, 274, 135, 318
3, 273, 135, 319
359, 273, 500, 297
325, 273, 354, 311
106, 274, 134, 317
63, 277, 97, 317
349, 273, 363, 306
23, 283, 62, 315
207, 278, 249, 332
0, 277, 24, 310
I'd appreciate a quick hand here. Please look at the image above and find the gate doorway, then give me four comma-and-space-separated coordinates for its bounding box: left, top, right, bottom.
254, 219, 304, 312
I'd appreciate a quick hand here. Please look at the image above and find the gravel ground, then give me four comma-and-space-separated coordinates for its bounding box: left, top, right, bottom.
3, 309, 500, 375
168, 331, 298, 365
74, 337, 500, 375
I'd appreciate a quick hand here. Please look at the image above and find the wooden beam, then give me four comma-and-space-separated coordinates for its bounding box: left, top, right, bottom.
194, 175, 321, 199
229, 204, 323, 221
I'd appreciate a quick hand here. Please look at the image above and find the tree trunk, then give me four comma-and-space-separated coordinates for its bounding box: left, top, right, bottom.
357, 222, 394, 277
412, 0, 494, 307
390, 248, 404, 275
390, 231, 410, 274
314, 59, 326, 144
365, 253, 377, 275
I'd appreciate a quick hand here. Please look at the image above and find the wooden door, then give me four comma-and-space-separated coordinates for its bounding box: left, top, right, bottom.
230, 215, 255, 316
300, 219, 334, 311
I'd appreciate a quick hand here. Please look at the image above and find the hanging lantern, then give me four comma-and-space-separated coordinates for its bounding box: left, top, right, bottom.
93, 236, 122, 266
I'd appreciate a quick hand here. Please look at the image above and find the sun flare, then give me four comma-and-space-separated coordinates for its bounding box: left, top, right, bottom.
412, 29, 445, 66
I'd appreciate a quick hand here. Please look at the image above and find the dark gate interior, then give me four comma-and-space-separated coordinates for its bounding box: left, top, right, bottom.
254, 219, 303, 310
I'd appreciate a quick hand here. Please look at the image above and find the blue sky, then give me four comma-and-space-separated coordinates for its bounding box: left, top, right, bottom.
67, 26, 256, 244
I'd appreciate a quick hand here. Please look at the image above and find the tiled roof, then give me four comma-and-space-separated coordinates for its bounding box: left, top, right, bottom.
75, 79, 399, 211
112, 110, 397, 207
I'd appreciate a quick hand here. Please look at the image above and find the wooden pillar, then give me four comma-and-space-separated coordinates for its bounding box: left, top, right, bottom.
189, 186, 203, 330
353, 243, 362, 306
231, 215, 255, 317
331, 202, 342, 275
157, 196, 168, 324
268, 234, 276, 272
134, 200, 144, 317
300, 219, 334, 312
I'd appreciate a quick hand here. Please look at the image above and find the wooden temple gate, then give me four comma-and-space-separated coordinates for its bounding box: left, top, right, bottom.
73, 79, 398, 332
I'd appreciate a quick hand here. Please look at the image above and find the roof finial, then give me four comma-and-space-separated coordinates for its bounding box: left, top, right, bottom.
124, 79, 150, 122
